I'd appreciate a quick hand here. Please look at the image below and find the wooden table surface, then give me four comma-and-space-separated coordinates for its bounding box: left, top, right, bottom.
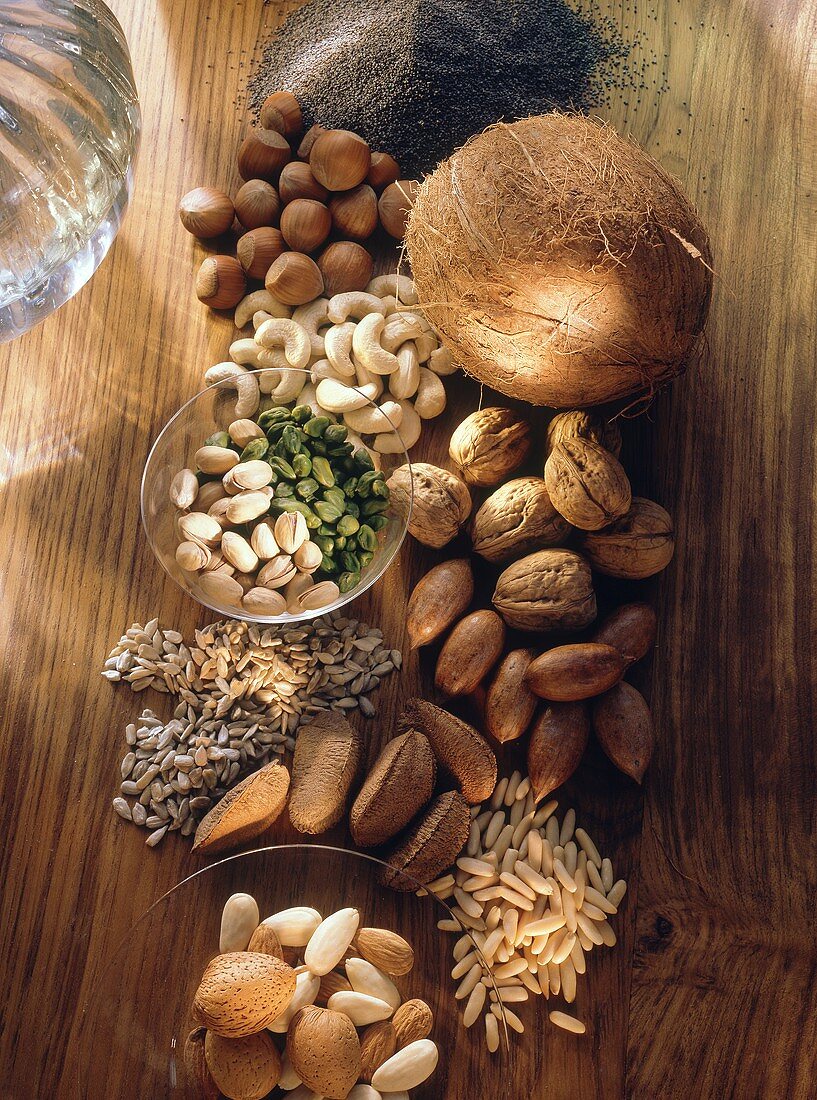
1, 1, 816, 1096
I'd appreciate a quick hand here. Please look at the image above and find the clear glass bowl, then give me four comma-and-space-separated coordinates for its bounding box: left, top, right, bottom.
0, 0, 140, 342
75, 845, 511, 1097
141, 371, 412, 624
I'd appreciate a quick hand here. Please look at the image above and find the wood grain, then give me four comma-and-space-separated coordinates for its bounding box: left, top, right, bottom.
0, 0, 815, 1096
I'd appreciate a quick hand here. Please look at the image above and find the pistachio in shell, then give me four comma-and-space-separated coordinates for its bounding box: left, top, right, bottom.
592, 680, 655, 783
449, 406, 532, 486
386, 462, 471, 548
545, 437, 632, 531
580, 497, 675, 579
492, 548, 597, 632
471, 476, 571, 563
546, 409, 622, 458
406, 558, 474, 648
527, 701, 590, 799
382, 789, 471, 890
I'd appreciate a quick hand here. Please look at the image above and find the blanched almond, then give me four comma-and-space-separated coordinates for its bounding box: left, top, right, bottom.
262, 906, 322, 946
371, 1038, 439, 1091
269, 969, 321, 1032
219, 892, 259, 953
305, 908, 360, 975
327, 990, 393, 1025
345, 957, 401, 1009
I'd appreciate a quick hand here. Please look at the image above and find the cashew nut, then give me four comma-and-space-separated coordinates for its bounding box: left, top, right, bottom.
252, 310, 272, 330
230, 338, 267, 367
366, 274, 418, 305
311, 358, 348, 384
327, 292, 385, 324
292, 298, 330, 357
203, 362, 260, 419
394, 310, 437, 361
268, 367, 307, 405
389, 341, 420, 400
315, 377, 380, 413
374, 398, 421, 451
255, 318, 311, 370
381, 314, 427, 353
324, 322, 357, 378
258, 367, 281, 394
414, 366, 447, 418
352, 313, 399, 376
296, 381, 333, 420
354, 356, 384, 400
343, 398, 403, 435
234, 290, 291, 329
428, 344, 457, 375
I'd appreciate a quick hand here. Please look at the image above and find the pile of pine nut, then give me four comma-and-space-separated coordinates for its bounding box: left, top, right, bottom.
426, 770, 626, 1049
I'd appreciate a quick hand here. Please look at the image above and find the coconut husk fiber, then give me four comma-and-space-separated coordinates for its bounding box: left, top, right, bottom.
406, 114, 713, 407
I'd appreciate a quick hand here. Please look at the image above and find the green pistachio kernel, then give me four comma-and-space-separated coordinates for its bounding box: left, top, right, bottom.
340, 551, 361, 573
314, 500, 342, 524
324, 423, 348, 444
291, 404, 312, 424
336, 514, 360, 537
303, 415, 331, 438
257, 407, 291, 430
353, 448, 375, 473
269, 455, 296, 480
338, 571, 360, 594
239, 437, 270, 462
320, 553, 338, 575
292, 453, 312, 478
358, 550, 374, 568
367, 514, 389, 532
362, 498, 389, 517
357, 524, 378, 552
311, 456, 335, 487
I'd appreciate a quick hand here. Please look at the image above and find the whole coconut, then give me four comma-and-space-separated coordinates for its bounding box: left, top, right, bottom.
406, 114, 713, 407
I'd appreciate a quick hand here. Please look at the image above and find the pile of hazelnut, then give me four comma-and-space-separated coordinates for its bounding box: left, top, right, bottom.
179, 91, 420, 310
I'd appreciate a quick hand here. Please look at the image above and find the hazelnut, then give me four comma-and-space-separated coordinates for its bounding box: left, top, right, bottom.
310, 130, 371, 191
278, 161, 328, 205
280, 198, 331, 252
258, 103, 286, 136
195, 255, 246, 310
297, 123, 327, 160
379, 179, 420, 239
259, 91, 302, 138
178, 186, 234, 238
237, 129, 291, 181
329, 185, 378, 241
234, 179, 280, 229
317, 241, 374, 296
236, 227, 287, 280
367, 152, 401, 192
265, 252, 324, 305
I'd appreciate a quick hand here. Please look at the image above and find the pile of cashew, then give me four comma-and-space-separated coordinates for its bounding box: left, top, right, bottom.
202, 275, 458, 453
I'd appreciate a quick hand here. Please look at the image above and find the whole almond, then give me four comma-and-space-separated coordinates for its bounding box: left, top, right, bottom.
400, 699, 496, 804
392, 998, 434, 1047
183, 1028, 219, 1100
193, 952, 296, 1037
434, 609, 505, 697
358, 1020, 398, 1082
354, 927, 414, 976
192, 760, 290, 855
525, 643, 626, 702
406, 558, 474, 648
591, 602, 658, 663
204, 1029, 281, 1100
484, 648, 538, 743
592, 681, 655, 783
350, 731, 436, 847
247, 921, 284, 959
289, 712, 362, 834
527, 702, 590, 800
317, 969, 353, 1004
287, 1005, 361, 1100
382, 790, 470, 890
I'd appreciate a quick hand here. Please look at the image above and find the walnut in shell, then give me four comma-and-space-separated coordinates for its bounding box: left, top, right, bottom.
492, 548, 597, 632
386, 462, 471, 548
545, 437, 632, 530
449, 407, 532, 486
546, 409, 622, 458
471, 476, 572, 563
580, 497, 674, 578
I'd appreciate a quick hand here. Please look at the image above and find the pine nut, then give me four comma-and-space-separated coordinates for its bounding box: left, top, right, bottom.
549, 1010, 585, 1034
515, 777, 531, 801
601, 858, 614, 892
514, 862, 551, 895
552, 932, 576, 965
575, 911, 604, 945
575, 827, 602, 867
491, 824, 515, 863
493, 958, 528, 980
564, 840, 578, 875
554, 860, 577, 893
457, 857, 496, 877
484, 811, 506, 849
485, 1011, 500, 1053
532, 798, 558, 826
587, 860, 605, 893
607, 880, 627, 907
463, 979, 487, 1027
455, 962, 483, 999
500, 872, 536, 902
452, 951, 478, 979
559, 808, 575, 845
570, 936, 586, 975
497, 886, 534, 911
490, 777, 509, 810
504, 770, 521, 805
560, 957, 577, 1003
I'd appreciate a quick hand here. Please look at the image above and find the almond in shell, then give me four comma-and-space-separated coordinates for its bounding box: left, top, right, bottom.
406, 558, 474, 648
525, 643, 626, 702
350, 731, 436, 847
359, 1020, 398, 1082
391, 998, 434, 1047
592, 680, 655, 783
192, 760, 290, 855
354, 927, 415, 976
434, 609, 506, 697
484, 648, 538, 743
204, 1029, 281, 1100
591, 601, 657, 663
183, 1028, 219, 1100
400, 698, 496, 804
193, 952, 296, 1038
382, 789, 470, 890
527, 702, 590, 800
289, 711, 362, 834
287, 1005, 361, 1100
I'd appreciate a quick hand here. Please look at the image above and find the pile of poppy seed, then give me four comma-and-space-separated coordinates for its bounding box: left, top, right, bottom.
249, 0, 630, 175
